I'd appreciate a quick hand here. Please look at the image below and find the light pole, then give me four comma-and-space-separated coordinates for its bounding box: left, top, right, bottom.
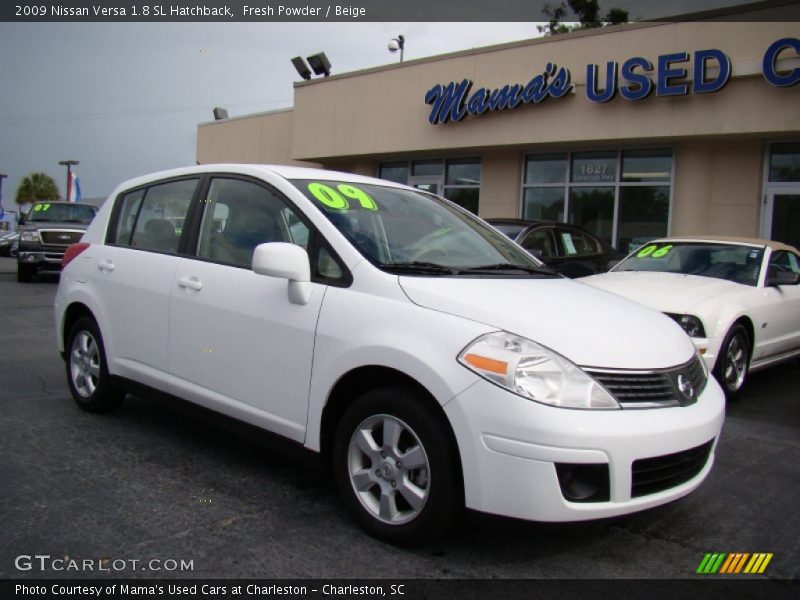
388, 35, 405, 62
59, 160, 79, 201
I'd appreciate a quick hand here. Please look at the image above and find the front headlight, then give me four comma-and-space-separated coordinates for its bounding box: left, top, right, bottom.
665, 313, 706, 338
20, 231, 39, 242
458, 331, 620, 409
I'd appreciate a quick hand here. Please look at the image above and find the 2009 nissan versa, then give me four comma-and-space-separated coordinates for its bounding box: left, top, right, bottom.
55, 165, 725, 544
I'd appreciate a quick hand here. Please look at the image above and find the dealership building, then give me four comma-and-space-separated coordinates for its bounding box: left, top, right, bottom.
196, 18, 800, 252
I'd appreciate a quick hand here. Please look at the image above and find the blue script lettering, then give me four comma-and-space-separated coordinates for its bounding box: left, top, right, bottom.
425, 65, 573, 125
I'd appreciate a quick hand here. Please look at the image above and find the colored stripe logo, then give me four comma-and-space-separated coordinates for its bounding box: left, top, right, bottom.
696, 553, 773, 574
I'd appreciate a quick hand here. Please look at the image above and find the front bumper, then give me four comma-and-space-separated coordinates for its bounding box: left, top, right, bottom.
444, 376, 725, 522
17, 250, 65, 271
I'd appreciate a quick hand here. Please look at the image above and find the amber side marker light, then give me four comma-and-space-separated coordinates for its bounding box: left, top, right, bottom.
463, 353, 508, 375
62, 243, 91, 268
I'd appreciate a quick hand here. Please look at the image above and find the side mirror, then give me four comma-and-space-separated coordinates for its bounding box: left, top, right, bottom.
766, 268, 800, 287
18, 213, 25, 226
252, 242, 312, 305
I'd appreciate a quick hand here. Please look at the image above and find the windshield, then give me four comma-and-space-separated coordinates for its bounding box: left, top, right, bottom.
614, 241, 764, 286
292, 179, 551, 275
27, 203, 96, 224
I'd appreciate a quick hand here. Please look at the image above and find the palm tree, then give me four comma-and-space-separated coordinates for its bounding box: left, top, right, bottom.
15, 172, 61, 206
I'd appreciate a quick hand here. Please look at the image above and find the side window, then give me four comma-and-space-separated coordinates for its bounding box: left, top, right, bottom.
770, 250, 800, 275
315, 245, 344, 281
128, 179, 197, 253
520, 228, 556, 258
113, 189, 145, 246
197, 178, 308, 268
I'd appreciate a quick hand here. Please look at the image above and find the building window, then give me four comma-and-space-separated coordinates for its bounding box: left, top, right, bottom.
769, 143, 800, 182
523, 149, 672, 252
378, 162, 408, 184
378, 157, 482, 214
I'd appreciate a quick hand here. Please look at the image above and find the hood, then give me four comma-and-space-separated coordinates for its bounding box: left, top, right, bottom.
398, 276, 694, 370
580, 271, 742, 313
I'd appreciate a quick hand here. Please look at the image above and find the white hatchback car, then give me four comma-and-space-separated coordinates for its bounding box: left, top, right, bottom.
582, 238, 800, 398
55, 165, 725, 544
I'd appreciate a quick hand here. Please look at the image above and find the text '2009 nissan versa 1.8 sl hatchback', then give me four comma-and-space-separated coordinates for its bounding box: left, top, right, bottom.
55, 165, 725, 545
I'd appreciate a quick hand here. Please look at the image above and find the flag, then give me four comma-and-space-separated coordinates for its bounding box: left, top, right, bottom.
68, 171, 81, 203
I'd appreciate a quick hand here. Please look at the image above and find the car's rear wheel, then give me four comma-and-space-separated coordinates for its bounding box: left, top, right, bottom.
66, 317, 124, 413
714, 324, 750, 399
333, 386, 462, 546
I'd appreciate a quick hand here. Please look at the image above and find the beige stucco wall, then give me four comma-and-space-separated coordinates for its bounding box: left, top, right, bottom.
289, 21, 799, 161
196, 109, 318, 167
672, 139, 764, 237
195, 21, 798, 238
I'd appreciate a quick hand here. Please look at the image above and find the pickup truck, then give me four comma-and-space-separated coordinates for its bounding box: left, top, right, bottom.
17, 201, 97, 282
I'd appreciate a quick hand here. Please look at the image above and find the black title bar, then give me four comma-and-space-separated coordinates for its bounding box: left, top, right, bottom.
3, 0, 800, 22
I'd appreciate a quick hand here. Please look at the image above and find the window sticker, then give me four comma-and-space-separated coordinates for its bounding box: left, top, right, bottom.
308, 182, 378, 211
561, 232, 577, 255
637, 243, 673, 258
34, 203, 51, 212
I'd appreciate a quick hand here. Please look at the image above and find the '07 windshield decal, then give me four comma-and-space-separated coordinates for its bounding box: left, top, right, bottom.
637, 244, 673, 258
308, 183, 378, 211
33, 204, 51, 212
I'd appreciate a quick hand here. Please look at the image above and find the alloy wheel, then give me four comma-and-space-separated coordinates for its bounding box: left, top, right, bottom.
346, 414, 430, 525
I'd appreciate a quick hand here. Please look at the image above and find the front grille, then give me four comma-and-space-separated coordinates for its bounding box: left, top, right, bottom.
631, 440, 714, 498
40, 230, 84, 245
585, 354, 707, 408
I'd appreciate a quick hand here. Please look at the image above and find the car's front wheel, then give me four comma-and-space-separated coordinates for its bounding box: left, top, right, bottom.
714, 323, 750, 399
65, 317, 125, 413
333, 386, 462, 546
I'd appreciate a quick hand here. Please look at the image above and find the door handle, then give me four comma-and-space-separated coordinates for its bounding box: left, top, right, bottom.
178, 276, 203, 291
98, 260, 115, 272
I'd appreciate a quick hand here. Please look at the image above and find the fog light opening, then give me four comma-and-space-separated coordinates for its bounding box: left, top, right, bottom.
555, 463, 610, 503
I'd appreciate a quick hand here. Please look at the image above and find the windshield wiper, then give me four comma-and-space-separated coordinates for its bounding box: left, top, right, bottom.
379, 261, 459, 275
456, 263, 558, 276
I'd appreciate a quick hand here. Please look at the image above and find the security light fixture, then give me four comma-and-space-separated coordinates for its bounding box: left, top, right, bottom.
213, 107, 229, 121
291, 56, 312, 80
306, 52, 331, 77
388, 35, 405, 62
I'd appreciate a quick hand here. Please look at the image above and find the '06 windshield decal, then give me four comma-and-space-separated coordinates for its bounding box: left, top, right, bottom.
637, 243, 673, 258
308, 183, 378, 211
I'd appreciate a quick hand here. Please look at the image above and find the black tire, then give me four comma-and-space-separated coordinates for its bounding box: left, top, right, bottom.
713, 323, 750, 400
333, 386, 462, 546
65, 317, 125, 413
17, 264, 34, 282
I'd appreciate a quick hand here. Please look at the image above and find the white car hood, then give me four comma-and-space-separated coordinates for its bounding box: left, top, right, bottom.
398, 276, 693, 370
581, 271, 742, 313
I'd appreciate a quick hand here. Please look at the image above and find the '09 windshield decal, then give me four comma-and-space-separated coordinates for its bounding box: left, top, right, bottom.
636, 244, 673, 258
308, 183, 378, 211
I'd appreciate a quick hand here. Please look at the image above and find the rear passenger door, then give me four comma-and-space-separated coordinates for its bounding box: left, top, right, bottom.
167, 176, 329, 442
93, 177, 198, 389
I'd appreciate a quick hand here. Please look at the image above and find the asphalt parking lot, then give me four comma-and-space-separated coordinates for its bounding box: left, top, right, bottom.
0, 256, 798, 582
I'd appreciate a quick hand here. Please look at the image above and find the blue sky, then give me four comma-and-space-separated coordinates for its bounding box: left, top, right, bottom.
0, 22, 549, 207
